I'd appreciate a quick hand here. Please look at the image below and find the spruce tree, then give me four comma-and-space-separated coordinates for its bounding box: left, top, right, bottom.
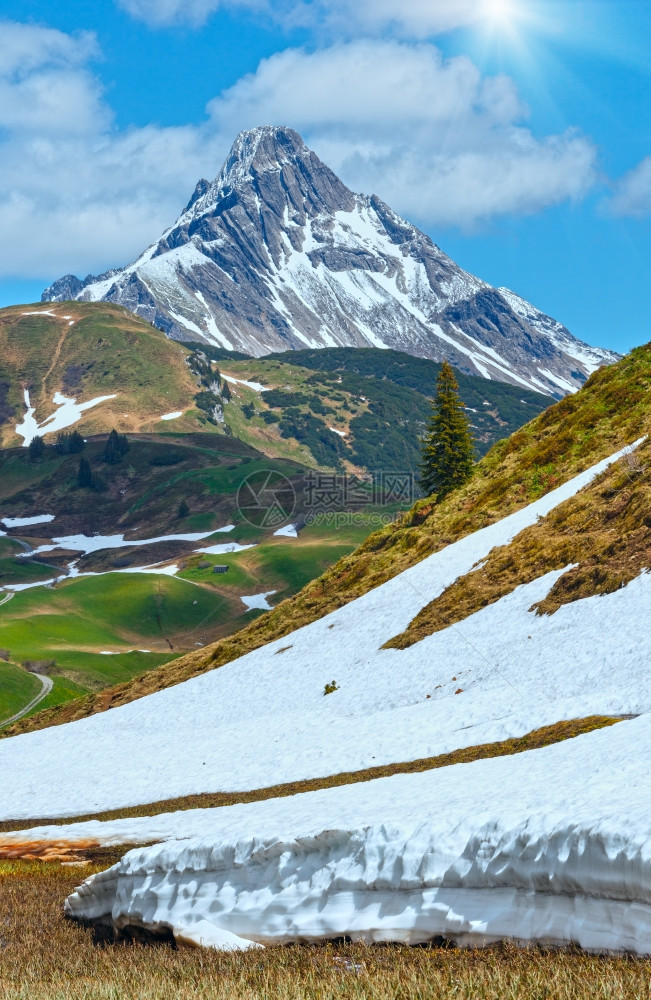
419, 361, 475, 500
28, 436, 45, 462
102, 429, 130, 464
55, 430, 85, 455
77, 457, 92, 488
177, 499, 190, 519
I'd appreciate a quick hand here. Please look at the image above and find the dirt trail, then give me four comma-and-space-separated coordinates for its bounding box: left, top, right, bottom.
0, 673, 53, 729
40, 318, 70, 403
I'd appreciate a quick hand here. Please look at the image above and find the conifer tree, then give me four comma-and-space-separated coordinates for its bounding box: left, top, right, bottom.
419, 361, 474, 500
177, 499, 190, 518
77, 456, 92, 488
28, 435, 45, 462
68, 430, 85, 454
55, 430, 85, 455
102, 429, 130, 464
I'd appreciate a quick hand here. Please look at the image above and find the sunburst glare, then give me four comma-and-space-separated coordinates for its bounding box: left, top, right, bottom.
482, 0, 520, 25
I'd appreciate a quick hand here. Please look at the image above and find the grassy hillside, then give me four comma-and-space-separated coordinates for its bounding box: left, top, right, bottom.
6, 341, 648, 738
0, 430, 306, 540
0, 303, 205, 446
0, 303, 552, 472
386, 434, 651, 648
0, 510, 390, 723
218, 349, 552, 472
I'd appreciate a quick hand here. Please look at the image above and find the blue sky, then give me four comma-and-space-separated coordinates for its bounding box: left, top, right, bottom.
0, 0, 649, 353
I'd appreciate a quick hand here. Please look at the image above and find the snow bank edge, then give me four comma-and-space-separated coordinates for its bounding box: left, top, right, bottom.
65, 817, 651, 955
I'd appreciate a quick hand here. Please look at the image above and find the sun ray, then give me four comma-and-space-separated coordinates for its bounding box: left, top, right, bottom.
482, 0, 519, 25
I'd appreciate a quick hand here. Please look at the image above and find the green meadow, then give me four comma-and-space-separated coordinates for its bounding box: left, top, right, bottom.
0, 660, 42, 721
0, 508, 393, 723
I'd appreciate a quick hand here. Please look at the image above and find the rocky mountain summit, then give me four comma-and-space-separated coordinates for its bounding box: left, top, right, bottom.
43, 126, 618, 397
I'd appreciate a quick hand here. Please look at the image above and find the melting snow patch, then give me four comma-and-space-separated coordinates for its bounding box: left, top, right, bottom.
197, 542, 256, 556
15, 390, 117, 447
160, 411, 183, 421
240, 590, 276, 611
221, 374, 269, 393
274, 524, 298, 538
23, 528, 226, 559
1, 578, 59, 592
100, 649, 153, 656
328, 427, 347, 437
125, 563, 180, 577
1, 560, 182, 592
1, 514, 54, 528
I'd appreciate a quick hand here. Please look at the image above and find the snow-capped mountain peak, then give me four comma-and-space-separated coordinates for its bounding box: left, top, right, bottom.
43, 125, 619, 397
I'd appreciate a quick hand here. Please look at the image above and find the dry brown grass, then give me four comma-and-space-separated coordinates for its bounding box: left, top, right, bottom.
0, 716, 621, 836
5, 344, 650, 739
1, 852, 650, 1000
386, 439, 651, 649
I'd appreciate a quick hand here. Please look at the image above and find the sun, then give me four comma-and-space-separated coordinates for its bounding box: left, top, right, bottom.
481, 0, 520, 26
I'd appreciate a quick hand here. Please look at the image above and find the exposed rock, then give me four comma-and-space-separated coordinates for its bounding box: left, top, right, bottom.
43, 126, 619, 397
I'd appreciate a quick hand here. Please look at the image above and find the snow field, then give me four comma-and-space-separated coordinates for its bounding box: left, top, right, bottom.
61, 713, 651, 953
2, 560, 184, 593
2, 437, 649, 953
1, 524, 238, 592
0, 439, 644, 822
221, 373, 269, 393
196, 542, 255, 556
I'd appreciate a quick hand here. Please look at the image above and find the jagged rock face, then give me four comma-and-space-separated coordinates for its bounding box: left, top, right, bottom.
43, 126, 619, 397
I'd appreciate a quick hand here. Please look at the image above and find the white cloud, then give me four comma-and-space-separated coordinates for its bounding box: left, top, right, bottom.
607, 157, 651, 219
0, 23, 228, 280
207, 41, 597, 227
115, 0, 486, 34
116, 0, 262, 27
287, 0, 485, 36
0, 20, 98, 74
209, 41, 526, 132
0, 22, 104, 134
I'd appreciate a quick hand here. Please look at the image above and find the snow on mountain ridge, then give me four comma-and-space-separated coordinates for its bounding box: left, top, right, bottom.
43, 125, 619, 397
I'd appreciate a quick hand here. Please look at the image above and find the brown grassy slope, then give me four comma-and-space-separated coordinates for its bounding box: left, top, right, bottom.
4, 343, 650, 739
0, 716, 619, 834
2, 856, 649, 1000
386, 437, 651, 649
0, 302, 199, 445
